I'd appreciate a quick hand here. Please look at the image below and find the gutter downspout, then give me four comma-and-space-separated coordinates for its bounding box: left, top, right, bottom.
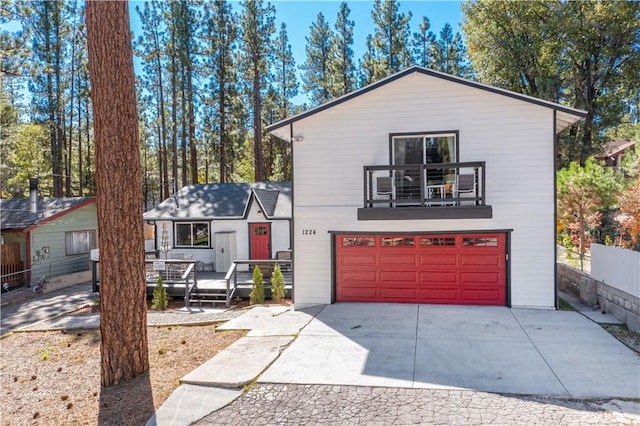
289, 123, 295, 304
553, 110, 558, 310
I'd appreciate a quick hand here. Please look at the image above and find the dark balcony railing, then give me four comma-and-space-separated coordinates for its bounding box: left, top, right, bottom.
359, 162, 491, 220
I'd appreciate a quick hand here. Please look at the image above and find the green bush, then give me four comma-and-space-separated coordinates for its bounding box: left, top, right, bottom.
270, 263, 286, 303
151, 274, 168, 310
249, 265, 265, 305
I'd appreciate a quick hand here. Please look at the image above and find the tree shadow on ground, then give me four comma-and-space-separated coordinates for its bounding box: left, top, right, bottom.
98, 372, 154, 425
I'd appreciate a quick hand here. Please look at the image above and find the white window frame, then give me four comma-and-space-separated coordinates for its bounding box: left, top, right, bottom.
65, 230, 97, 255
174, 222, 210, 248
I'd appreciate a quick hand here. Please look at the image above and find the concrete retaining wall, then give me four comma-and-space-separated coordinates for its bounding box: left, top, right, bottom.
43, 270, 91, 293
558, 263, 640, 333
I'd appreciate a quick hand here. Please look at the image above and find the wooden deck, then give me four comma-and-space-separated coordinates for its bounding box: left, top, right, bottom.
146, 270, 293, 303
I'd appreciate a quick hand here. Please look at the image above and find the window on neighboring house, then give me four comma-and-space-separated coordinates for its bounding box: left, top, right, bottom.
175, 222, 210, 247
65, 230, 97, 255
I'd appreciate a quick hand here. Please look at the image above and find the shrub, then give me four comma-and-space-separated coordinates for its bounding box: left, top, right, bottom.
249, 265, 265, 305
151, 274, 168, 310
270, 263, 286, 303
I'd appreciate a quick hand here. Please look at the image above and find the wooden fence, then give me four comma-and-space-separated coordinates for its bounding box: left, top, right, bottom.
1, 243, 26, 286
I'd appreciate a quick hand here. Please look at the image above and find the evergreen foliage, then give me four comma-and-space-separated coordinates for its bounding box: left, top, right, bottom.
151, 274, 168, 311
3, 0, 638, 202
270, 263, 286, 303
249, 265, 265, 305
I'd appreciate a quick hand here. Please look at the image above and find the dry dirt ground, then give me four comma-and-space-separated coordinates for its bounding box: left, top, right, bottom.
1, 298, 638, 425
0, 299, 246, 425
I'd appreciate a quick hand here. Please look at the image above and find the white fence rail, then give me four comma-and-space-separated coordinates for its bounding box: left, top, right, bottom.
591, 243, 640, 298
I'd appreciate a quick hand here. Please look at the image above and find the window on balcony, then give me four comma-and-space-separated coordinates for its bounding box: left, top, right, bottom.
391, 133, 457, 199
392, 133, 457, 169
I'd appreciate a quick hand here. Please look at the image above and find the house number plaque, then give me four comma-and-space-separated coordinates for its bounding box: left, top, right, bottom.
302, 229, 316, 235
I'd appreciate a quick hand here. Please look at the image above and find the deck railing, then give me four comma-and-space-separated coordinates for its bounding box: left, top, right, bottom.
144, 259, 197, 308
225, 259, 293, 308
362, 161, 486, 208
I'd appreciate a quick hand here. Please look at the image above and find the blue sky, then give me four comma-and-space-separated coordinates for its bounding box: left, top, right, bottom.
129, 0, 464, 103
265, 1, 464, 65
130, 1, 464, 66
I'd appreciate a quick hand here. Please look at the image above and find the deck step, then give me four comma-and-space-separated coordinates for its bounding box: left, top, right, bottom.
187, 291, 228, 307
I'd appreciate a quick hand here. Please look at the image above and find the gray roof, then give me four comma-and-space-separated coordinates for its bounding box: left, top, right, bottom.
143, 182, 291, 221
267, 66, 586, 136
0, 197, 94, 230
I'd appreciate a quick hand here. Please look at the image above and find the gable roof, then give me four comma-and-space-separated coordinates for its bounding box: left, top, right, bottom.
266, 66, 586, 136
594, 140, 637, 159
0, 197, 95, 231
142, 182, 291, 221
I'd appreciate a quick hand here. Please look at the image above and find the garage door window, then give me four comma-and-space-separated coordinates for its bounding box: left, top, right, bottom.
421, 237, 455, 246
463, 237, 498, 246
381, 237, 415, 247
343, 237, 375, 247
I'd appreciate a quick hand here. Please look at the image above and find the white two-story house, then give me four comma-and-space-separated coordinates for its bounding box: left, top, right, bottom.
267, 66, 585, 309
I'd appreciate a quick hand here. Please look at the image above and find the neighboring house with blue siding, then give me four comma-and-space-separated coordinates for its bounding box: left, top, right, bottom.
0, 185, 97, 288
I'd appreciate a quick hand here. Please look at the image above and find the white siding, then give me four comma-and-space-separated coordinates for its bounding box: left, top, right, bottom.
154, 199, 291, 272
289, 72, 557, 308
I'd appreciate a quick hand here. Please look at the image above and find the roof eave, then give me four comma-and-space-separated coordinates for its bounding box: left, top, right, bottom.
266, 66, 587, 135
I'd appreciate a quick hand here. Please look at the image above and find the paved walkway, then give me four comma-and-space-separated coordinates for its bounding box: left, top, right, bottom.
197, 383, 636, 425
3, 285, 638, 425
0, 282, 98, 335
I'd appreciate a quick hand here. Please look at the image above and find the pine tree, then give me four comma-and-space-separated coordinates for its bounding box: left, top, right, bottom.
370, 0, 412, 78
329, 2, 356, 97
136, 1, 170, 199
301, 12, 334, 106
27, 0, 70, 197
412, 16, 435, 68
432, 23, 471, 78
271, 22, 297, 180
250, 265, 265, 304
270, 263, 286, 303
359, 34, 379, 87
240, 0, 275, 183
202, 0, 239, 183
151, 274, 168, 310
85, 0, 149, 387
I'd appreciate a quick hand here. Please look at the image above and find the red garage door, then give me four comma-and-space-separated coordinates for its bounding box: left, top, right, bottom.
336, 233, 506, 305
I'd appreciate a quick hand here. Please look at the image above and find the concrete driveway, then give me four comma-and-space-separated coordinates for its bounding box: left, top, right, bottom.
259, 304, 640, 399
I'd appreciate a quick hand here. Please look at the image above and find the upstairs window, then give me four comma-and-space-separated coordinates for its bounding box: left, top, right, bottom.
392, 133, 457, 166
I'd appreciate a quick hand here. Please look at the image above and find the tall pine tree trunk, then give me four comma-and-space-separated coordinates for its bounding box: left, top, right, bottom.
85, 0, 149, 387
253, 65, 264, 182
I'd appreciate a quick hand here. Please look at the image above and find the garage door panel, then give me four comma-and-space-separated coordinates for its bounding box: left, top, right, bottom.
336, 233, 506, 305
418, 288, 459, 303
340, 286, 378, 300
340, 253, 378, 266
380, 270, 416, 282
418, 271, 457, 284
380, 254, 416, 265
460, 254, 502, 267
419, 254, 457, 266
460, 272, 502, 284
340, 270, 377, 283
461, 289, 505, 305
380, 287, 418, 300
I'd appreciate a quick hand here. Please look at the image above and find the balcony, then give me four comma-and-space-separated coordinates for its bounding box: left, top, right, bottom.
358, 161, 493, 220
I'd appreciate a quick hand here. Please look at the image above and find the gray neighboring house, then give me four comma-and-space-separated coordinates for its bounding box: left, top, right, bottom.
143, 182, 292, 272
1, 189, 97, 288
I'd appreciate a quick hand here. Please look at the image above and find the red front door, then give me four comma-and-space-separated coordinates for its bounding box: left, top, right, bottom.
250, 223, 271, 259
